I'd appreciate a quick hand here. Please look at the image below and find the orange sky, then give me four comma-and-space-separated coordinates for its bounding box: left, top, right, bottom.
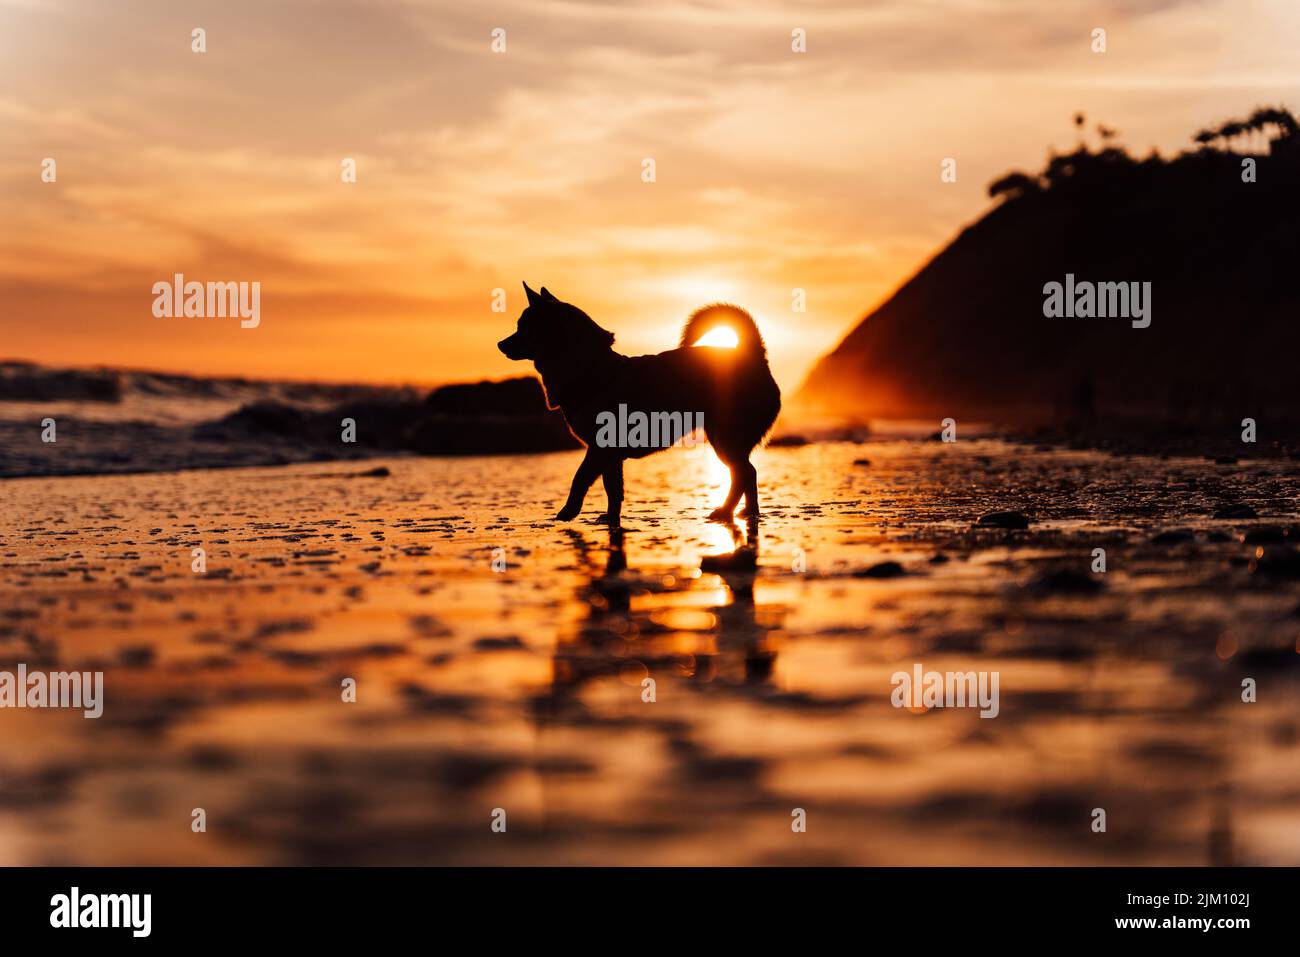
2, 0, 1298, 391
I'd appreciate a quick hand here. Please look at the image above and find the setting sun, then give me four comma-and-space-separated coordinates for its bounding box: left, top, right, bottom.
692, 326, 740, 349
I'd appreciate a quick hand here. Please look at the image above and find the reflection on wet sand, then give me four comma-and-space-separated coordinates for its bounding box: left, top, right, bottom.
541, 522, 781, 719
1, 441, 1298, 864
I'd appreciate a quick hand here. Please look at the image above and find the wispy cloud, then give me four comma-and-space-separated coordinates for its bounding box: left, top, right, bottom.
1, 0, 1296, 387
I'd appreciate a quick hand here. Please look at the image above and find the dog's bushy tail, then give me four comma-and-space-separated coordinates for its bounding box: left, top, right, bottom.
680, 303, 767, 358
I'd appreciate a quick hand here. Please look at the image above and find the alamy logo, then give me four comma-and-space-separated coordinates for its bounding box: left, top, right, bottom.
50, 887, 151, 937
152, 273, 261, 328
1042, 273, 1150, 328
891, 663, 1000, 718
595, 405, 704, 449
0, 664, 103, 718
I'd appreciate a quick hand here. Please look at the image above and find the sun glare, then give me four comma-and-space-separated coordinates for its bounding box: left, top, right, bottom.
693, 326, 740, 349
705, 448, 731, 487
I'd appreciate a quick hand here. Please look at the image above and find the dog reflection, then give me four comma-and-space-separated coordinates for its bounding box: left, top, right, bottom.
534, 524, 781, 720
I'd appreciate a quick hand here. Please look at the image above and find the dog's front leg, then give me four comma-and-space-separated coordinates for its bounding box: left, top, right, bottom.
597, 458, 623, 528
556, 448, 602, 521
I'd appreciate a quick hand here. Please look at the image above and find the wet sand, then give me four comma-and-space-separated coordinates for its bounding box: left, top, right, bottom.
1, 441, 1298, 865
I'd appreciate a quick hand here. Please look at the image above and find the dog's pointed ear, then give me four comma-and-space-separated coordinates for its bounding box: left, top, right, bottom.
540, 286, 557, 301
523, 282, 540, 307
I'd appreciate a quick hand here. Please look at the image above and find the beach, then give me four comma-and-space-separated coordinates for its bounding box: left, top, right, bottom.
1, 440, 1298, 865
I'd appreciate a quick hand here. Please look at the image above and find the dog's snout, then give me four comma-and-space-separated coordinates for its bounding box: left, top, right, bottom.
498, 335, 526, 360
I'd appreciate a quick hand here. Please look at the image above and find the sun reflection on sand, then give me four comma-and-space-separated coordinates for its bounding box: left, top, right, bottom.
2, 441, 1299, 864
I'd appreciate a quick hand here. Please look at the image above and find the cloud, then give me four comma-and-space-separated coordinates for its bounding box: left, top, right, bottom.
0, 0, 1296, 388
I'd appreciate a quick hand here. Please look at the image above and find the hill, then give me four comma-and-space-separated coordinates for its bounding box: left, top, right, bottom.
796, 109, 1300, 442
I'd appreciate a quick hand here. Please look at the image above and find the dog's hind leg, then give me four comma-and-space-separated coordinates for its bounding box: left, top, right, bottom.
596, 458, 624, 527
556, 448, 602, 521
707, 446, 747, 522
736, 458, 760, 521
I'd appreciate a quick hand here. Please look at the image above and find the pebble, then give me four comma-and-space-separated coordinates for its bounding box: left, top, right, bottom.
977, 511, 1030, 530
1214, 504, 1257, 519
853, 561, 906, 579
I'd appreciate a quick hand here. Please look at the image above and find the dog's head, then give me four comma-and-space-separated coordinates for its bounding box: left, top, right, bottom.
497, 283, 615, 362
